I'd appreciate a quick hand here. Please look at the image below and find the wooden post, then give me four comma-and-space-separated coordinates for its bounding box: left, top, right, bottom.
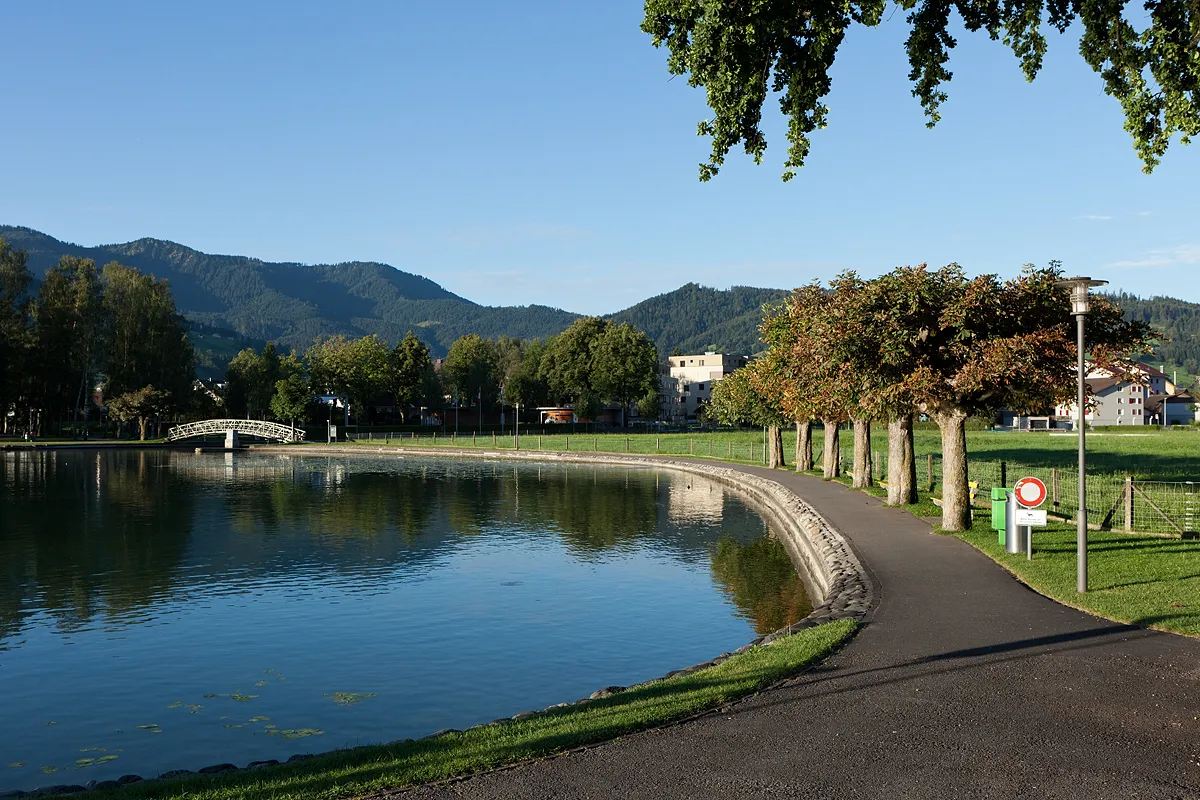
434, 431, 438, 443
594, 436, 597, 451
689, 439, 694, 455
656, 437, 660, 453
411, 431, 415, 440
927, 453, 934, 492
625, 436, 629, 452
709, 440, 713, 457
1000, 461, 1007, 489
728, 441, 732, 458
1052, 468, 1060, 513
538, 435, 542, 451
1125, 476, 1134, 532
472, 432, 476, 447
565, 435, 569, 451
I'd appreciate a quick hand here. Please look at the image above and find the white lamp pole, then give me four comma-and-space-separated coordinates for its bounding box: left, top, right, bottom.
1056, 276, 1107, 593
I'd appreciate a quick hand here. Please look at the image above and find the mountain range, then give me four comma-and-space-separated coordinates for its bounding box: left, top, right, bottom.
0, 226, 786, 377
4, 225, 1198, 387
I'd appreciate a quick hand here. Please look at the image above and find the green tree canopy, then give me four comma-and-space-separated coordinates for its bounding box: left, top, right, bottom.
306, 335, 391, 424
643, 0, 1198, 177
106, 385, 170, 441
390, 331, 437, 421
442, 333, 499, 407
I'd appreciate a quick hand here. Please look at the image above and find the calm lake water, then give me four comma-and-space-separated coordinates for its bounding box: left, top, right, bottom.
0, 450, 809, 790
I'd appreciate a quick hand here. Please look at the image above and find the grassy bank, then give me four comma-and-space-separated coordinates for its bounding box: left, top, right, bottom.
88, 620, 857, 800
951, 520, 1200, 637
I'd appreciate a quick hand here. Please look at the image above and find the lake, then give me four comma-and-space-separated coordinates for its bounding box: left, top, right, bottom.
0, 449, 809, 790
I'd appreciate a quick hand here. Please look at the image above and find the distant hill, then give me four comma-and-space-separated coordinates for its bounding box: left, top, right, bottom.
610, 283, 788, 356
1107, 292, 1200, 387
0, 226, 783, 371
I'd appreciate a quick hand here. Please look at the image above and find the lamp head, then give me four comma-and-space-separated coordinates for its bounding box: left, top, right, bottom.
1054, 276, 1108, 315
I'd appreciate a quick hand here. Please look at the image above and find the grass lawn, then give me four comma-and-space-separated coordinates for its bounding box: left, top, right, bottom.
950, 520, 1200, 637
87, 620, 857, 800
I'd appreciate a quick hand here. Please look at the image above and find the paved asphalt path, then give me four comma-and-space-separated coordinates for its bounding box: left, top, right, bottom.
396, 466, 1200, 799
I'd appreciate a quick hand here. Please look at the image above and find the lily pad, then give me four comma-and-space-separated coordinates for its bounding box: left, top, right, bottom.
230, 693, 259, 702
266, 728, 324, 740
186, 705, 203, 712
249, 716, 270, 723
79, 748, 106, 753
166, 701, 182, 709
96, 755, 119, 764
8, 762, 26, 768
44, 721, 57, 727
222, 723, 245, 729
327, 692, 377, 706
40, 766, 58, 774
255, 681, 267, 687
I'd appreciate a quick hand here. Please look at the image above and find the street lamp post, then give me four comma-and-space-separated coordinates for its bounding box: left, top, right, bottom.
1056, 276, 1107, 593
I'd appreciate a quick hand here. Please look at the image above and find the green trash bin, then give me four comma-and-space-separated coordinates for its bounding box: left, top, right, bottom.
991, 487, 1011, 545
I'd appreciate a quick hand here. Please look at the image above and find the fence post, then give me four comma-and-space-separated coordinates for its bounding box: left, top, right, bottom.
492, 432, 497, 446
594, 436, 597, 451
538, 435, 542, 451
625, 436, 629, 452
1052, 468, 1060, 513
728, 441, 732, 458
1125, 476, 1134, 532
656, 437, 660, 454
472, 432, 476, 447
1000, 461, 1007, 489
434, 431, 438, 443
689, 439, 694, 455
565, 435, 569, 451
709, 440, 713, 457
927, 454, 934, 492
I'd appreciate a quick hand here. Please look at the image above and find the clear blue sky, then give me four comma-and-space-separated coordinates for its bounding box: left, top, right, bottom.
1, 1, 1195, 315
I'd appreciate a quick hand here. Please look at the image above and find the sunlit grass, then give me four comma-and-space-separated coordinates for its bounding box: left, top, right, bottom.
951, 519, 1200, 637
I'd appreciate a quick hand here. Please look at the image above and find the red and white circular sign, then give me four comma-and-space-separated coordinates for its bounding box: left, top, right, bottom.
1014, 477, 1048, 508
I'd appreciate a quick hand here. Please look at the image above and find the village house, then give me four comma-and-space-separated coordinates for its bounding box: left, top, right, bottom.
1053, 362, 1195, 427
660, 352, 749, 422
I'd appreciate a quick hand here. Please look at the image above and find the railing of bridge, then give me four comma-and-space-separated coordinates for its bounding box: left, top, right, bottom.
167, 419, 305, 443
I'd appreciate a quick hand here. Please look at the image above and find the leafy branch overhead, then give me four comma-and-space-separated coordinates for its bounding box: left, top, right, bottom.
642, 0, 1199, 177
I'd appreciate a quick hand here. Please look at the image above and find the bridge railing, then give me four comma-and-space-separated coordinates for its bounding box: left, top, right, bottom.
167, 419, 305, 443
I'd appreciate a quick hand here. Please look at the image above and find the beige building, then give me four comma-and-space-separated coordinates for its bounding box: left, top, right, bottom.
661, 352, 748, 421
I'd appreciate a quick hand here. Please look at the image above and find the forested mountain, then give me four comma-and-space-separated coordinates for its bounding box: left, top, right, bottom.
0, 226, 784, 368
1108, 292, 1200, 387
0, 226, 579, 360
609, 283, 788, 356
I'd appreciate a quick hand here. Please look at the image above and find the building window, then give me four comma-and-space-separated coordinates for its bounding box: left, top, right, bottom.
1117, 408, 1123, 415
679, 360, 685, 367
1116, 398, 1123, 404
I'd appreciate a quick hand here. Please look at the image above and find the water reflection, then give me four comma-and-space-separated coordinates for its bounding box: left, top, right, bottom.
0, 450, 809, 789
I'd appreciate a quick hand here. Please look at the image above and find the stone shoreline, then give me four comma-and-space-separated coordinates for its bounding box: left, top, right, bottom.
2, 446, 872, 798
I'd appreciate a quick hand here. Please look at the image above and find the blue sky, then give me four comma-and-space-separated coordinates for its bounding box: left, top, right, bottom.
1, 1, 1195, 314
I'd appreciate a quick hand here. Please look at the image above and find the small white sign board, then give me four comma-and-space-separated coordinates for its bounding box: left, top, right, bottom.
1014, 509, 1047, 527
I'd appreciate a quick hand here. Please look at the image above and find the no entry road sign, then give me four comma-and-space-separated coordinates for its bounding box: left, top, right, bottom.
1015, 477, 1048, 508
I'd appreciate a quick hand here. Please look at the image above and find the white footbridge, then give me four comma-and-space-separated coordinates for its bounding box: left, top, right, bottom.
167, 419, 305, 446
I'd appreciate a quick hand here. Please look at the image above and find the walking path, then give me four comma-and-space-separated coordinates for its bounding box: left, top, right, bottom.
392, 464, 1200, 799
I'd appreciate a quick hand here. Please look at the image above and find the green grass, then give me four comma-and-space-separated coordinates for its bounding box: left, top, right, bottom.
950, 520, 1200, 637
87, 620, 857, 800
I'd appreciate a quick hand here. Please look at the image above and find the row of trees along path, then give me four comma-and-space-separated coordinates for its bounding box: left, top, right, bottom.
707, 264, 1156, 531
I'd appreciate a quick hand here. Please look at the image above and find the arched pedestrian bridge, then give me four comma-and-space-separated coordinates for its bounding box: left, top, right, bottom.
167, 419, 306, 444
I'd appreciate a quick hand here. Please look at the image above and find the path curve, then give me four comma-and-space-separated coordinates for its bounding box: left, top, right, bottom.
369, 460, 1200, 800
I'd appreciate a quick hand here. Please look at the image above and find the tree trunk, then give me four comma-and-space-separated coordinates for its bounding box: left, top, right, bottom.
795, 420, 813, 471
887, 414, 918, 505
851, 418, 872, 488
935, 406, 970, 531
766, 424, 786, 469
821, 420, 841, 479
137, 415, 148, 441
